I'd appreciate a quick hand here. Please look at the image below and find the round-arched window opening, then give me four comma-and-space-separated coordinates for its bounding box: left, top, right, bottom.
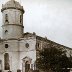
5, 14, 9, 23
5, 44, 8, 48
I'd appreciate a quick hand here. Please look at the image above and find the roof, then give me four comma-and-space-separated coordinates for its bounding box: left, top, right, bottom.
36, 35, 72, 50
1, 0, 24, 13
23, 32, 72, 50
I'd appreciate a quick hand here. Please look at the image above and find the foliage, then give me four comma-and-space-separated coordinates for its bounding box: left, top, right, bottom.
36, 47, 72, 72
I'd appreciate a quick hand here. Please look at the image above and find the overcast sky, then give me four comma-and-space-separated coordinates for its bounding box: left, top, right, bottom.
0, 0, 72, 48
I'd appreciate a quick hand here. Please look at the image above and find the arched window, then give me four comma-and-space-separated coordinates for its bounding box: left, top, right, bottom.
36, 43, 39, 49
4, 53, 10, 70
5, 14, 8, 22
20, 15, 22, 23
37, 43, 39, 48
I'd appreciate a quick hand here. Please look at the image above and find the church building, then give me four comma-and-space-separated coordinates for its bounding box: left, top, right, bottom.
0, 0, 72, 72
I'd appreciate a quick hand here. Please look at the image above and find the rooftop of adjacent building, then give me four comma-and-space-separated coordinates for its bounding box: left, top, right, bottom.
23, 32, 72, 50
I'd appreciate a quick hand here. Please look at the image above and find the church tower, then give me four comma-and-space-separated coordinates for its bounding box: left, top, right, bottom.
1, 0, 24, 39
0, 0, 36, 72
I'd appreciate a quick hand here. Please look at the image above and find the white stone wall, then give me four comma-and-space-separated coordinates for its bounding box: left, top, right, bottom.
2, 9, 23, 25
0, 40, 19, 72
19, 37, 36, 70
0, 41, 5, 71
2, 9, 24, 39
0, 37, 36, 72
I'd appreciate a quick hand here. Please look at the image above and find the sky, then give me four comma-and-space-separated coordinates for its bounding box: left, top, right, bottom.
0, 0, 72, 48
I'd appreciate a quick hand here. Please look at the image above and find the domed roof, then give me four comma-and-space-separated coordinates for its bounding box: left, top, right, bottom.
1, 0, 24, 13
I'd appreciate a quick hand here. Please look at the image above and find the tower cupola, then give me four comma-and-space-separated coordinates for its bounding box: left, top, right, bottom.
1, 0, 25, 39
1, 0, 24, 13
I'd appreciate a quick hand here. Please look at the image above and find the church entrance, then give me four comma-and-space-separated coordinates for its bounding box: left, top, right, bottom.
25, 61, 30, 72
22, 56, 32, 72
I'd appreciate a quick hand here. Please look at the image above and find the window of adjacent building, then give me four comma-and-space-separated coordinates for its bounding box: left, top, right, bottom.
5, 14, 8, 22
36, 43, 40, 51
5, 44, 8, 48
4, 53, 10, 70
36, 43, 39, 48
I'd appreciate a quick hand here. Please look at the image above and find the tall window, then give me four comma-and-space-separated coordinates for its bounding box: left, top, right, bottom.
20, 15, 22, 23
36, 43, 40, 50
4, 53, 10, 70
5, 14, 8, 22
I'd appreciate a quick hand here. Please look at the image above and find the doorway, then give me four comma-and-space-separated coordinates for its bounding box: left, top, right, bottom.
22, 56, 32, 72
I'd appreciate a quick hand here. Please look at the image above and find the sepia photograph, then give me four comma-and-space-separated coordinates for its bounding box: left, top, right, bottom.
0, 0, 72, 72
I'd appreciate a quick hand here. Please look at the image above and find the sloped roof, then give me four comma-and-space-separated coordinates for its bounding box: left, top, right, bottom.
23, 32, 72, 50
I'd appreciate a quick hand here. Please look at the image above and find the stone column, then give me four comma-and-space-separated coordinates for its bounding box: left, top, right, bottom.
22, 62, 25, 72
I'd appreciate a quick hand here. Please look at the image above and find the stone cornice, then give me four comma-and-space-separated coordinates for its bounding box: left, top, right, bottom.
1, 7, 25, 13
2, 38, 31, 41
2, 38, 20, 41
2, 24, 24, 28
